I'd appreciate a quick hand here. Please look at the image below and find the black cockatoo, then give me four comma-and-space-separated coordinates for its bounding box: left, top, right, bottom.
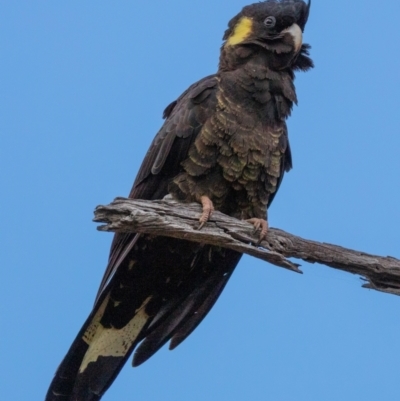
46, 1, 313, 400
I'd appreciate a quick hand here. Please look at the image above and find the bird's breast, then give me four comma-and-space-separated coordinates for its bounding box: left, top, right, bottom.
170, 66, 293, 219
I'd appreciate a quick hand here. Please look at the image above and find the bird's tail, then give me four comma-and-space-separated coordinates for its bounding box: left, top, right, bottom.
46, 235, 241, 401
45, 293, 153, 401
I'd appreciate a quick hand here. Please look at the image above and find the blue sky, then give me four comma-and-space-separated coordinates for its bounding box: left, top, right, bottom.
2, 1, 400, 400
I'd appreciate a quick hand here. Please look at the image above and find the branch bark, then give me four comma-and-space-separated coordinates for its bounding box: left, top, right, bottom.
94, 197, 400, 297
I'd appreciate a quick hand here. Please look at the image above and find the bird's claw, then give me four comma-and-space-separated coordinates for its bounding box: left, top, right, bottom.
198, 196, 214, 230
246, 218, 268, 243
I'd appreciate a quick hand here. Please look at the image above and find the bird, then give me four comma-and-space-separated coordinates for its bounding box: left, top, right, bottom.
46, 1, 313, 400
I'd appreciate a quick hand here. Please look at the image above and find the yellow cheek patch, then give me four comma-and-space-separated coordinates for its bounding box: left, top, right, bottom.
226, 17, 253, 46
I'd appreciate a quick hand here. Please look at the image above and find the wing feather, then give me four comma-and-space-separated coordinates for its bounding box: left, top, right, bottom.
46, 75, 220, 401
132, 249, 241, 366
95, 75, 218, 301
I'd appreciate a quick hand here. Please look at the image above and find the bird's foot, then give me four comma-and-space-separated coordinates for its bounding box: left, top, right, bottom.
246, 218, 268, 242
198, 196, 214, 230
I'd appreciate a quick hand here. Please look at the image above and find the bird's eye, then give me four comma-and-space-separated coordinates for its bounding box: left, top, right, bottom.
264, 16, 276, 28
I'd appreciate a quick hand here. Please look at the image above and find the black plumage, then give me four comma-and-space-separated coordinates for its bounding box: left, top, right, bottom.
46, 1, 313, 400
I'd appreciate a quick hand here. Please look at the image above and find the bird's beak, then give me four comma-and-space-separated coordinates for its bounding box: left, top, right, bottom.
281, 23, 303, 53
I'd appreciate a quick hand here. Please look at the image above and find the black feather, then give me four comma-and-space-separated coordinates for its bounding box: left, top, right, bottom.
46, 1, 313, 399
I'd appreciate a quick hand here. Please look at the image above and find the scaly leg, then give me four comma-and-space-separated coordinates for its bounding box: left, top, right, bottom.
198, 196, 214, 230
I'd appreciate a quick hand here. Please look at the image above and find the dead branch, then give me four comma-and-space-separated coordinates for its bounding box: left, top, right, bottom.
93, 197, 400, 297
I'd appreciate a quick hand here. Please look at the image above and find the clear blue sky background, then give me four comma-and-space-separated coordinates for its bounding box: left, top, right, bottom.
2, 1, 400, 400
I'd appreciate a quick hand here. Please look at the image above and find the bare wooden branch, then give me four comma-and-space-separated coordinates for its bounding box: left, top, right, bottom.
94, 197, 400, 297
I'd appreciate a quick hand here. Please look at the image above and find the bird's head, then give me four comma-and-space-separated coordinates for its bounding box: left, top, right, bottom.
220, 0, 313, 71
